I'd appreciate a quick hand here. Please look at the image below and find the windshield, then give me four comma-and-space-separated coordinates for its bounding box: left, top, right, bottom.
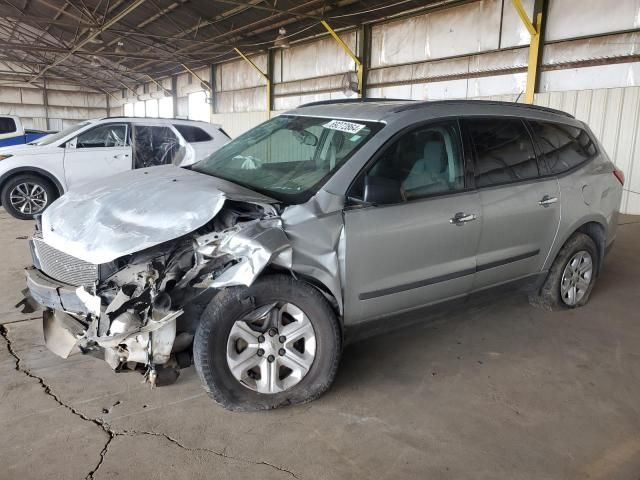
192, 115, 382, 203
33, 121, 90, 146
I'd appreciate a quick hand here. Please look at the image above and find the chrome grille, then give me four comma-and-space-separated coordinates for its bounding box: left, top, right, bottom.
31, 239, 98, 288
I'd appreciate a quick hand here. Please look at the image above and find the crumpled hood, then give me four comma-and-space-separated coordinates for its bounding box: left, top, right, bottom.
41, 165, 275, 264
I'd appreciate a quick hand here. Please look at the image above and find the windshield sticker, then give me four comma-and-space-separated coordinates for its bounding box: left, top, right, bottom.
323, 120, 365, 134
349, 134, 362, 142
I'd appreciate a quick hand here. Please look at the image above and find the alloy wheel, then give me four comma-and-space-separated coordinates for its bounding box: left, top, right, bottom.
9, 182, 48, 215
560, 250, 593, 306
226, 302, 317, 394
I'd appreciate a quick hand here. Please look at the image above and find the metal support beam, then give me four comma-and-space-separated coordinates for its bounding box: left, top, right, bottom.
233, 47, 271, 117
181, 63, 212, 93
266, 50, 274, 114
209, 64, 216, 116
29, 0, 148, 84
144, 74, 172, 97
321, 20, 363, 97
358, 24, 371, 99
512, 0, 546, 103
171, 75, 178, 118
43, 78, 50, 130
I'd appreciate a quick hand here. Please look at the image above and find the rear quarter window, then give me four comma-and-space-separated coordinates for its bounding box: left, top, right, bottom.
528, 121, 597, 174
173, 124, 212, 143
0, 117, 17, 134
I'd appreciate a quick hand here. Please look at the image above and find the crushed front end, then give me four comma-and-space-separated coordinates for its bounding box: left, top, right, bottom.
23, 200, 292, 386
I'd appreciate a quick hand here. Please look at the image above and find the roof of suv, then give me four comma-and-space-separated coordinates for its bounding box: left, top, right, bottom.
100, 117, 221, 126
286, 99, 575, 124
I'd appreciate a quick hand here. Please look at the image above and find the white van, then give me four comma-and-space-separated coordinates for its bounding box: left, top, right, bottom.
0, 117, 230, 219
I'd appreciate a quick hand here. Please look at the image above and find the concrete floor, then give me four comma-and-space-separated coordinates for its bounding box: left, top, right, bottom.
1, 207, 640, 480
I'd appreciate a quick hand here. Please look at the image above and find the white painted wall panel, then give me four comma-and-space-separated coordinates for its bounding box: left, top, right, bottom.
370, 0, 503, 67
499, 0, 534, 48
545, 0, 640, 41
217, 55, 267, 91
540, 63, 640, 92
274, 31, 357, 83
211, 111, 269, 138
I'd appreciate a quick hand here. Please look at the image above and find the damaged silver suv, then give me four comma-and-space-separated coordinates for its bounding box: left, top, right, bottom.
23, 100, 624, 410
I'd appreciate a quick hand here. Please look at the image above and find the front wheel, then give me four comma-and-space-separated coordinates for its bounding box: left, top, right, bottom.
1, 174, 56, 220
193, 274, 341, 411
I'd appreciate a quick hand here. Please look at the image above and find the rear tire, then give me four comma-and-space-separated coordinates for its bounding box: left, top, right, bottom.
193, 274, 341, 411
530, 233, 598, 311
1, 174, 57, 220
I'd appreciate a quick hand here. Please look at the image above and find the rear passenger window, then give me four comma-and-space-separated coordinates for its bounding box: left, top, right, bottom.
466, 118, 538, 188
528, 121, 597, 174
173, 125, 212, 142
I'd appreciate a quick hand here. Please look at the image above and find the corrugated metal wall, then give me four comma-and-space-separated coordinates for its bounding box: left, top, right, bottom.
0, 82, 108, 129
477, 87, 640, 214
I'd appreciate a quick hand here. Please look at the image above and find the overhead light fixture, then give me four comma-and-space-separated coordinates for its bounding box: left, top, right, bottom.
274, 27, 290, 49
115, 41, 125, 54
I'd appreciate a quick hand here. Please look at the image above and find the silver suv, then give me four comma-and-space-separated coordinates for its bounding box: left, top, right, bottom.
22, 100, 624, 411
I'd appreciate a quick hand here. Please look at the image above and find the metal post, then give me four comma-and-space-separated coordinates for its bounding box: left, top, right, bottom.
321, 20, 363, 97
358, 24, 371, 99
43, 78, 50, 130
233, 47, 271, 117
210, 63, 217, 116
267, 49, 274, 115
512, 0, 546, 104
171, 75, 178, 118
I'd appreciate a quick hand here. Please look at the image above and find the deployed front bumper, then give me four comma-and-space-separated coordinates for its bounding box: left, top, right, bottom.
24, 267, 99, 358
24, 267, 180, 371
25, 267, 100, 316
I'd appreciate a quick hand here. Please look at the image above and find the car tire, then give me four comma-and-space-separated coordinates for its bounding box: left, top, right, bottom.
193, 274, 342, 411
1, 174, 57, 220
530, 232, 599, 311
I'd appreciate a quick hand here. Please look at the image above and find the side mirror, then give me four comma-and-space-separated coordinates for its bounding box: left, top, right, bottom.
363, 175, 403, 205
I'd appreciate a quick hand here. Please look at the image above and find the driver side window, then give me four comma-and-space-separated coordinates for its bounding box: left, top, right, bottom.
74, 124, 128, 148
351, 120, 465, 204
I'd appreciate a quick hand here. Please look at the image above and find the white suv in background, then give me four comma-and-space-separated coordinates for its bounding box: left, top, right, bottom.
0, 117, 230, 219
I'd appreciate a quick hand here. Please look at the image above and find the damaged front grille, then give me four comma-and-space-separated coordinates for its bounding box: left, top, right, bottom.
31, 239, 98, 289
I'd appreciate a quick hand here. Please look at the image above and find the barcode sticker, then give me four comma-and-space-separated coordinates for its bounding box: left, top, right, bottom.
323, 120, 365, 134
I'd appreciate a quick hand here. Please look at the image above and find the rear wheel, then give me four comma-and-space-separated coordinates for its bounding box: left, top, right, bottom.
1, 174, 57, 220
193, 274, 341, 411
530, 232, 598, 311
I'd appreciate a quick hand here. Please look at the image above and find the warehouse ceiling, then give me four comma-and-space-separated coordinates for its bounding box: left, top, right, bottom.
0, 0, 434, 94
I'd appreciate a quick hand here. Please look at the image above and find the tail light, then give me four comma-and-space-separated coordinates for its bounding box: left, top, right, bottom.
613, 168, 625, 185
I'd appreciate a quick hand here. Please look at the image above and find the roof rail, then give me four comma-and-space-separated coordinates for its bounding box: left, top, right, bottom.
393, 99, 574, 118
101, 116, 207, 122
298, 98, 414, 108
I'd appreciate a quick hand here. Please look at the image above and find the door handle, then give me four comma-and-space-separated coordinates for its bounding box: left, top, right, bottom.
113, 154, 129, 159
538, 195, 558, 207
450, 212, 477, 226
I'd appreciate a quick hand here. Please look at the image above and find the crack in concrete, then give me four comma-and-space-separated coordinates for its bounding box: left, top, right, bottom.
117, 429, 300, 479
0, 325, 300, 480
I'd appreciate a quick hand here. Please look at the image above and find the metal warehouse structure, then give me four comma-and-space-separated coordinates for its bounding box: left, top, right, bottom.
0, 0, 639, 213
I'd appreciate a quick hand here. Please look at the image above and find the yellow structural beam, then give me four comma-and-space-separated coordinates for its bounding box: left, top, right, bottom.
144, 74, 173, 97
233, 48, 271, 117
321, 20, 363, 97
181, 63, 212, 93
512, 0, 542, 104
